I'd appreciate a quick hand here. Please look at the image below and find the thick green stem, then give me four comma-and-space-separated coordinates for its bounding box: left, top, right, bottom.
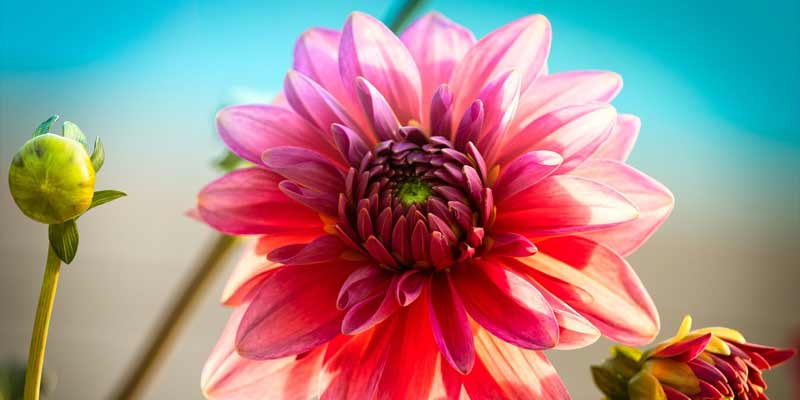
24, 246, 61, 400
111, 234, 239, 400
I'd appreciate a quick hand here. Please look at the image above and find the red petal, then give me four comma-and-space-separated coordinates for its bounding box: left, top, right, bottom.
428, 273, 475, 374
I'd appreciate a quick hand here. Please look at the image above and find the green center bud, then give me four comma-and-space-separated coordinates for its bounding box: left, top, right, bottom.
397, 179, 432, 206
8, 133, 96, 224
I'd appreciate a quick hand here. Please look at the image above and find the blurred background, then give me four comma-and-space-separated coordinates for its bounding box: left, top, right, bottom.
1, 0, 798, 398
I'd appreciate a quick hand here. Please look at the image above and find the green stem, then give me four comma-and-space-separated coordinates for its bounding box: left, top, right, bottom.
386, 0, 427, 32
24, 246, 61, 400
111, 234, 239, 400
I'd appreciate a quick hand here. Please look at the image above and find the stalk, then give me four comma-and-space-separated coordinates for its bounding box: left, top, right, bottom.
23, 246, 61, 400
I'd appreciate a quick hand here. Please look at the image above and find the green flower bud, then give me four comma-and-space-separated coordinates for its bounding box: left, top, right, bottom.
8, 133, 96, 224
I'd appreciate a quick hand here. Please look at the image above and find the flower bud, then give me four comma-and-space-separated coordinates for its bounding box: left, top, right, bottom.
8, 133, 96, 224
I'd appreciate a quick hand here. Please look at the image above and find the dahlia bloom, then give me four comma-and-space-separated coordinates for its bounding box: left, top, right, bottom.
198, 11, 674, 399
593, 316, 796, 400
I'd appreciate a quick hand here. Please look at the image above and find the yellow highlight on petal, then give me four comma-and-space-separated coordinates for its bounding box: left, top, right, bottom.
693, 326, 746, 344
628, 371, 667, 400
675, 315, 693, 340
643, 359, 701, 395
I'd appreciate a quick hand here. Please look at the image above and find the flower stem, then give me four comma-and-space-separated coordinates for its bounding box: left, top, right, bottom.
386, 0, 427, 32
24, 245, 61, 400
111, 234, 239, 400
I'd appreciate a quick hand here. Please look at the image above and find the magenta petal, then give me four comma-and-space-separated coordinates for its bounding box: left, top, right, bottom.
452, 260, 558, 350
496, 175, 639, 239
428, 273, 475, 374
331, 123, 369, 166
591, 114, 640, 162
494, 150, 563, 202
284, 70, 359, 141
396, 270, 425, 306
278, 180, 338, 216
461, 329, 570, 400
337, 264, 390, 310
429, 84, 454, 136
293, 28, 349, 108
655, 333, 713, 362
198, 168, 323, 235
515, 236, 660, 345
523, 276, 601, 350
341, 276, 402, 335
217, 104, 340, 165
355, 77, 401, 141
267, 235, 347, 265
474, 70, 521, 162
340, 12, 422, 125
450, 14, 551, 128
202, 301, 326, 400
499, 103, 617, 171
400, 12, 475, 123
236, 263, 355, 359
489, 232, 538, 257
453, 100, 484, 150
511, 70, 623, 132
262, 146, 345, 193
573, 159, 674, 256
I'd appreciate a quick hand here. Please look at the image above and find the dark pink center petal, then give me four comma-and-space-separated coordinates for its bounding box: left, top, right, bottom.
653, 333, 712, 362
427, 272, 475, 374
451, 259, 559, 350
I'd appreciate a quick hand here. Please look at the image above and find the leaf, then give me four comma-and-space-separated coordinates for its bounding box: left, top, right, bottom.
591, 365, 629, 400
88, 190, 126, 210
62, 121, 88, 148
214, 149, 249, 172
49, 219, 79, 264
33, 115, 59, 137
90, 137, 105, 172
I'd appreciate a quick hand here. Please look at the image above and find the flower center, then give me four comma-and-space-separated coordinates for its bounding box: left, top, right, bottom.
397, 179, 432, 206
334, 126, 494, 272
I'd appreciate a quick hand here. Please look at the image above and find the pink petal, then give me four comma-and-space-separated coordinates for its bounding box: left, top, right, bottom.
284, 70, 360, 144
216, 104, 340, 165
590, 114, 640, 162
267, 235, 350, 265
495, 175, 639, 240
498, 103, 617, 170
320, 319, 394, 399
493, 150, 563, 202
262, 146, 345, 193
451, 260, 559, 350
510, 70, 623, 133
488, 232, 538, 257
197, 167, 324, 235
396, 269, 426, 306
355, 77, 401, 141
339, 12, 422, 125
428, 273, 475, 374
654, 333, 712, 362
236, 262, 357, 359
459, 328, 570, 399
400, 12, 476, 125
474, 69, 521, 163
513, 236, 660, 345
202, 301, 327, 400
572, 159, 674, 256
449, 14, 551, 133
293, 28, 349, 108
341, 276, 401, 335
222, 234, 320, 306
278, 180, 338, 216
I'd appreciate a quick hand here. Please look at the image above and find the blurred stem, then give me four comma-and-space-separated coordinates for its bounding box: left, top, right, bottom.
111, 234, 239, 400
386, 0, 426, 32
24, 246, 61, 400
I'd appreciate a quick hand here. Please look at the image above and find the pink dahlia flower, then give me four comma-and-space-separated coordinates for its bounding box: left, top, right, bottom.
198, 11, 674, 399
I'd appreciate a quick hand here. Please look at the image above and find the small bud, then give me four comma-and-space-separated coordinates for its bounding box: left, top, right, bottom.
8, 133, 96, 224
